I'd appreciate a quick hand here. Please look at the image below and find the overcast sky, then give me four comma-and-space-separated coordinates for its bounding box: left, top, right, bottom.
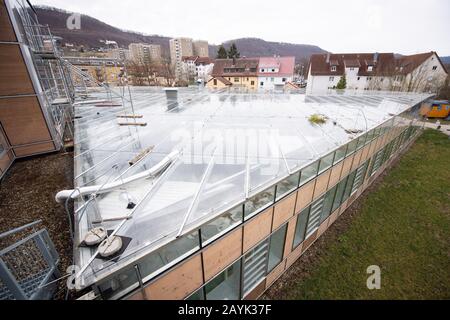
35, 0, 450, 56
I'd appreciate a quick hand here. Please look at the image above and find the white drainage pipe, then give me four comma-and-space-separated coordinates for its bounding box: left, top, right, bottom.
55, 150, 180, 203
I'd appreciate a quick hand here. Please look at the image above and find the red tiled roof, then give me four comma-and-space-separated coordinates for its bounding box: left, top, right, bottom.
212, 58, 259, 77
257, 56, 295, 77
309, 52, 448, 77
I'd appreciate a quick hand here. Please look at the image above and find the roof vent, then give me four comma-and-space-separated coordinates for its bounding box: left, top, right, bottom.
164, 88, 179, 110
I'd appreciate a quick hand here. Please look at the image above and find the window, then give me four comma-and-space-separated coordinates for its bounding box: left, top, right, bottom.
205, 260, 241, 300
331, 66, 337, 72
351, 162, 368, 195
261, 69, 265, 72
356, 134, 367, 150
234, 78, 239, 83
305, 196, 325, 237
342, 170, 357, 202
213, 79, 217, 86
201, 206, 243, 245
293, 207, 309, 249
271, 69, 275, 72
186, 288, 205, 300
319, 152, 335, 173
138, 231, 200, 281
267, 224, 288, 272
299, 160, 319, 186
260, 82, 264, 86
97, 266, 139, 299
329, 76, 335, 82
276, 172, 300, 200
332, 176, 348, 213
320, 185, 337, 223
357, 77, 361, 81
367, 65, 373, 72
346, 139, 358, 156
243, 240, 269, 295
334, 145, 347, 164
244, 186, 276, 219
432, 66, 437, 71
282, 78, 287, 82
251, 81, 255, 85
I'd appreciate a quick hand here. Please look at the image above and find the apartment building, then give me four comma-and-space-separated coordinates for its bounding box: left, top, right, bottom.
108, 48, 131, 62
258, 56, 295, 90
193, 40, 209, 58
306, 52, 448, 94
129, 43, 162, 64
1, 0, 72, 179
180, 56, 214, 83
170, 38, 194, 79
207, 58, 259, 90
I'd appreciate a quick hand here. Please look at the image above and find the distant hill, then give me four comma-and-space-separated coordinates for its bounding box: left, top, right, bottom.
35, 6, 172, 56
441, 56, 450, 64
210, 38, 326, 62
35, 6, 327, 61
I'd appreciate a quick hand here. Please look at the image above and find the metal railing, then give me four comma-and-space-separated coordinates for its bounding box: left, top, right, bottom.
0, 221, 60, 300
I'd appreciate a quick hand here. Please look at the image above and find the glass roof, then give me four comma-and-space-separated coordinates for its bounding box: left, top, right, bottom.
71, 87, 431, 286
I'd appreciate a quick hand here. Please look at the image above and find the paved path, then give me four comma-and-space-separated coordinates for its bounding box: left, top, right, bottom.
422, 122, 450, 136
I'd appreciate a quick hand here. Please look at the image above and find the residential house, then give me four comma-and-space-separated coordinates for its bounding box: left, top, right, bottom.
207, 58, 259, 90
181, 56, 214, 83
306, 52, 448, 94
258, 56, 295, 90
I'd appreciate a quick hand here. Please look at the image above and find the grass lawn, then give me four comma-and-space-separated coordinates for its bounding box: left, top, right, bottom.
280, 129, 450, 300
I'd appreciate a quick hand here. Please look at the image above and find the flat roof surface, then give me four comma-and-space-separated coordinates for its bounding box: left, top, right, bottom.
72, 87, 430, 285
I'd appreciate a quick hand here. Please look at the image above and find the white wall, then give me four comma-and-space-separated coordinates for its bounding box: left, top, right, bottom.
258, 76, 292, 90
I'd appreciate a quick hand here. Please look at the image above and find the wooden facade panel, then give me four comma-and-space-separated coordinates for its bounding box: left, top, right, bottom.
351, 149, 363, 171
328, 209, 339, 227
243, 280, 266, 300
0, 96, 52, 146
301, 230, 318, 253
145, 255, 203, 300
328, 161, 343, 188
0, 44, 35, 96
13, 141, 55, 157
360, 144, 371, 165
286, 243, 303, 269
202, 228, 242, 282
295, 180, 315, 213
243, 207, 273, 253
0, 1, 17, 42
318, 217, 330, 237
266, 260, 286, 287
313, 169, 331, 200
341, 154, 354, 178
272, 193, 296, 230
283, 216, 297, 259
368, 140, 377, 158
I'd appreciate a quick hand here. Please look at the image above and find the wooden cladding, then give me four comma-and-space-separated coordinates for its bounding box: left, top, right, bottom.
0, 44, 35, 96
145, 255, 203, 300
295, 180, 315, 213
202, 228, 242, 282
243, 207, 273, 253
0, 1, 17, 42
0, 96, 54, 153
272, 193, 296, 230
